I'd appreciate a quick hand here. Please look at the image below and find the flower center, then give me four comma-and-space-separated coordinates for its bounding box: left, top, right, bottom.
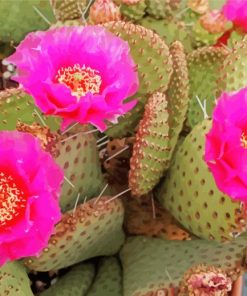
56, 64, 102, 99
0, 171, 27, 230
240, 132, 247, 149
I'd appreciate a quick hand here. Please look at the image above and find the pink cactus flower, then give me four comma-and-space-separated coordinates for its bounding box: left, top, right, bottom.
222, 0, 247, 33
6, 26, 139, 131
205, 87, 247, 203
0, 131, 64, 266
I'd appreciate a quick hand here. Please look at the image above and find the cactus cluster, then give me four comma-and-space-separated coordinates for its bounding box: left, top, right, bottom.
0, 0, 247, 295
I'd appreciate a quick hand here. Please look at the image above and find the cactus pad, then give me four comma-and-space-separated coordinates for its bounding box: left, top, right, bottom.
24, 196, 125, 271
187, 46, 229, 128
0, 262, 33, 296
87, 257, 122, 296
57, 131, 106, 212
103, 21, 173, 95
129, 92, 169, 196
218, 36, 247, 93
139, 17, 193, 53
158, 120, 247, 242
120, 0, 146, 21
51, 0, 87, 22
146, 0, 180, 19
120, 235, 247, 295
41, 263, 95, 296
0, 0, 55, 43
166, 41, 189, 165
0, 88, 60, 131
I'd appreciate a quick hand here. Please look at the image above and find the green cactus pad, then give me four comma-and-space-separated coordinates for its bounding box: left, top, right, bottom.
103, 21, 173, 95
138, 17, 193, 53
146, 0, 180, 19
57, 131, 106, 212
217, 36, 247, 94
41, 263, 95, 296
158, 120, 247, 242
129, 92, 169, 196
0, 0, 55, 43
0, 262, 33, 296
120, 235, 247, 295
0, 88, 60, 131
187, 46, 229, 128
192, 20, 221, 48
24, 196, 125, 271
166, 41, 189, 165
87, 257, 122, 296
51, 0, 87, 22
120, 0, 146, 21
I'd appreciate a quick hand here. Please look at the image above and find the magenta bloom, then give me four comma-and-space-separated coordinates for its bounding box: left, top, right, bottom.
6, 26, 139, 131
222, 0, 247, 33
0, 131, 63, 266
205, 87, 247, 203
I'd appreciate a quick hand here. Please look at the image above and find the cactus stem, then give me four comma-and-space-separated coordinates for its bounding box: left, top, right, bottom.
105, 145, 129, 162
94, 183, 109, 205
34, 109, 46, 126
32, 5, 51, 25
195, 95, 209, 119
73, 192, 80, 214
64, 176, 75, 188
106, 188, 131, 203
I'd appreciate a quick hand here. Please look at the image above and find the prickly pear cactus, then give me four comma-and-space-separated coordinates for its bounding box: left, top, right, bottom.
103, 21, 173, 137
120, 235, 247, 295
41, 263, 95, 296
0, 0, 55, 43
0, 88, 60, 131
138, 17, 193, 53
187, 46, 229, 128
129, 92, 169, 196
0, 262, 33, 296
103, 21, 173, 95
87, 257, 122, 296
166, 40, 189, 164
158, 120, 247, 242
217, 36, 247, 93
1, 0, 247, 294
0, 88, 107, 212
50, 0, 87, 22
120, 0, 146, 21
24, 196, 125, 271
